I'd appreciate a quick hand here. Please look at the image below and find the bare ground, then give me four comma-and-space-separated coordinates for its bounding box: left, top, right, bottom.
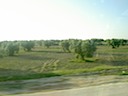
0, 75, 128, 96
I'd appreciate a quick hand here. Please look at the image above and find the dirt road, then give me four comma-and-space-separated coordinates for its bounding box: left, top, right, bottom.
15, 82, 128, 96
0, 75, 128, 96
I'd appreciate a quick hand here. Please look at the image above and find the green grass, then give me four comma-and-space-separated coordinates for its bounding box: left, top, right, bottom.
53, 65, 127, 76
0, 72, 61, 82
0, 45, 128, 81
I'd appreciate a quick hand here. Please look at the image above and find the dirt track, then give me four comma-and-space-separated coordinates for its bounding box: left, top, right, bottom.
14, 82, 128, 96
0, 75, 128, 95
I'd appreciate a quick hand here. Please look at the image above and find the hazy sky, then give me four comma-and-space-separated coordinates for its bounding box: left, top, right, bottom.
0, 0, 128, 41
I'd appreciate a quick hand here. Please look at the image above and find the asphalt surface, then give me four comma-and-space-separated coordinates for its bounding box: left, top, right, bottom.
16, 82, 128, 96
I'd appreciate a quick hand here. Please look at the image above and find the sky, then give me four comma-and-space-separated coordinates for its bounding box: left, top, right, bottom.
0, 0, 128, 41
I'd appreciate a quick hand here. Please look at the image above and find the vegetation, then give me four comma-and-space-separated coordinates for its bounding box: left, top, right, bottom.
6, 42, 20, 56
61, 40, 71, 52
0, 38, 127, 81
106, 39, 128, 48
0, 49, 7, 58
21, 41, 35, 51
71, 40, 96, 60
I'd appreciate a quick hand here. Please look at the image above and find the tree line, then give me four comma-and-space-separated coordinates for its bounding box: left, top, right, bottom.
0, 39, 127, 60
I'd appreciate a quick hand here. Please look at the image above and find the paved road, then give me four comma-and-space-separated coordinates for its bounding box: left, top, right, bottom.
16, 82, 128, 96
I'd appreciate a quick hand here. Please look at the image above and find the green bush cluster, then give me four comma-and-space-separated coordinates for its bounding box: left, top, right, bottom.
0, 42, 20, 57
0, 40, 35, 57
61, 39, 97, 60
21, 41, 35, 51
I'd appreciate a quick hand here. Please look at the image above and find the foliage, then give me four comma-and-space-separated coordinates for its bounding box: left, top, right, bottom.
60, 40, 71, 52
91, 38, 104, 45
0, 41, 20, 56
0, 49, 7, 58
111, 39, 121, 48
71, 40, 96, 60
0, 42, 8, 57
43, 40, 53, 48
21, 41, 35, 51
106, 39, 128, 48
37, 40, 43, 46
120, 39, 128, 46
6, 42, 20, 56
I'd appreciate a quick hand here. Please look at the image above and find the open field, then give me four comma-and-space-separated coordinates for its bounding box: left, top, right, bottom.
0, 45, 128, 82
0, 45, 128, 95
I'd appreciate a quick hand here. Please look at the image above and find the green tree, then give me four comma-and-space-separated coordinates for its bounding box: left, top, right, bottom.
37, 40, 43, 46
44, 40, 53, 48
21, 41, 35, 51
120, 39, 128, 46
106, 39, 121, 48
72, 40, 96, 60
0, 48, 7, 58
83, 40, 96, 57
108, 39, 121, 48
0, 41, 8, 57
6, 42, 20, 56
91, 38, 104, 45
60, 40, 71, 52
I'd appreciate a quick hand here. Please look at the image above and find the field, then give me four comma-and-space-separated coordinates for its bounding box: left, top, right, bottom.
0, 45, 128, 82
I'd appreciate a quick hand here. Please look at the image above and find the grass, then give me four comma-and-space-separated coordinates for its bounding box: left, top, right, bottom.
0, 72, 61, 82
0, 45, 128, 81
53, 65, 127, 76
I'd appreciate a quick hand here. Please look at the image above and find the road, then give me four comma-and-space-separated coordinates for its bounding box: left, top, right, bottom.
15, 82, 128, 96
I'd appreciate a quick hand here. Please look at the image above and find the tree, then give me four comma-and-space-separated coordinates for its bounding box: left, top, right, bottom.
0, 41, 8, 57
37, 40, 43, 46
84, 40, 97, 57
60, 40, 71, 52
72, 40, 96, 60
91, 38, 104, 45
43, 40, 53, 48
6, 42, 19, 56
109, 39, 121, 48
0, 48, 7, 58
120, 39, 128, 46
21, 41, 35, 51
73, 40, 84, 59
106, 39, 122, 48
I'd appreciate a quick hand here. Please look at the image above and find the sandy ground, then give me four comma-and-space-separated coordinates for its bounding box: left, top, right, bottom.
0, 75, 128, 96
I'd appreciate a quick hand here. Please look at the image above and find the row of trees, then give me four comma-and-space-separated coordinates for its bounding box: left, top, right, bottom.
0, 38, 127, 59
0, 39, 97, 60
60, 39, 96, 60
22, 39, 128, 49
106, 39, 128, 48
0, 40, 59, 57
0, 41, 35, 57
